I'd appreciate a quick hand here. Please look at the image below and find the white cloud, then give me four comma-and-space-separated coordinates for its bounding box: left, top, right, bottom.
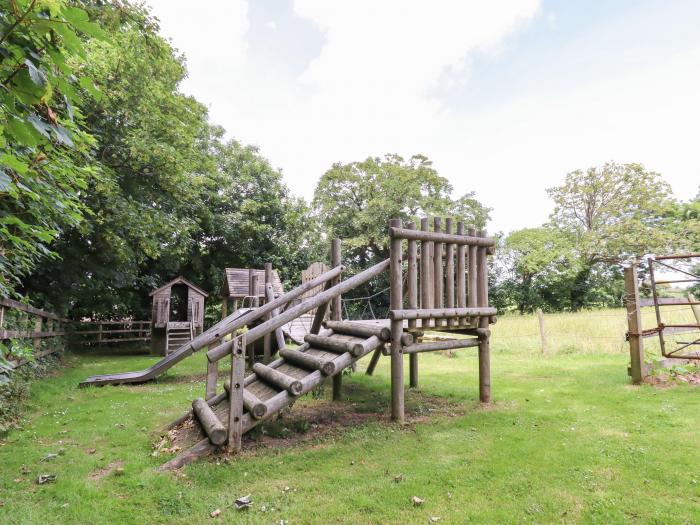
144, 0, 700, 233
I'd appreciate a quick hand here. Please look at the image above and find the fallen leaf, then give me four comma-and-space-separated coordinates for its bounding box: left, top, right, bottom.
394, 474, 405, 483
87, 448, 96, 455
411, 496, 424, 506
429, 517, 441, 523
235, 494, 252, 510
210, 509, 221, 518
37, 474, 57, 485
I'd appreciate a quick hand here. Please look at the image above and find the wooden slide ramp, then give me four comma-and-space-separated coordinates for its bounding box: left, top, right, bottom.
161, 320, 400, 469
79, 308, 254, 387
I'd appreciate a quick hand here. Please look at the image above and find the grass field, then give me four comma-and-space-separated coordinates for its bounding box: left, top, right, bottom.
1, 308, 699, 524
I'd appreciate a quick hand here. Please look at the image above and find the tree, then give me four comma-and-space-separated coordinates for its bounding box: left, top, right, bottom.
313, 154, 491, 265
496, 227, 578, 312
547, 162, 676, 309
0, 0, 104, 297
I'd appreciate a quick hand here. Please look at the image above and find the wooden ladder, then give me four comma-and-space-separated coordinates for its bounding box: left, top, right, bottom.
166, 321, 194, 355
163, 320, 411, 469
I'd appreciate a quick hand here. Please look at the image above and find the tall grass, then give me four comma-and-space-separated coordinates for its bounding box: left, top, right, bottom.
489, 307, 698, 356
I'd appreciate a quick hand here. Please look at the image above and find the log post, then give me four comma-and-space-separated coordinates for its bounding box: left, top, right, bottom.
247, 274, 260, 367
476, 230, 491, 403
227, 335, 245, 452
263, 263, 273, 363
624, 264, 644, 384
221, 296, 228, 320
445, 218, 455, 327
407, 222, 419, 388
456, 222, 466, 325
365, 347, 382, 376
420, 218, 432, 329
537, 309, 548, 355
331, 238, 343, 400
205, 356, 218, 400
467, 227, 478, 327
192, 398, 226, 445
433, 217, 444, 327
389, 218, 404, 422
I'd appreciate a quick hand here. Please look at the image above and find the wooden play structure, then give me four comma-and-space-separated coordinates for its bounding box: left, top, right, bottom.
625, 253, 700, 383
221, 268, 284, 315
162, 218, 496, 469
149, 277, 208, 356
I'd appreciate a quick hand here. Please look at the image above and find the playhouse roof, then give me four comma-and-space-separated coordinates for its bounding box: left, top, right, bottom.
149, 276, 209, 298
223, 268, 284, 299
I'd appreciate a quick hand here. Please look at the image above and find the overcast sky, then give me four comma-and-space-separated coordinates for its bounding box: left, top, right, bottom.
144, 0, 699, 234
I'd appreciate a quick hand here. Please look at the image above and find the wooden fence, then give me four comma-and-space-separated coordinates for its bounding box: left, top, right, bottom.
0, 297, 67, 369
0, 297, 152, 370
69, 320, 151, 345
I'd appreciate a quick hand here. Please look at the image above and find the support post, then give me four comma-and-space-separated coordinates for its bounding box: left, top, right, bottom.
467, 227, 478, 327
263, 263, 273, 363
365, 347, 382, 375
433, 217, 444, 326
445, 218, 455, 326
221, 296, 228, 320
331, 238, 343, 400
476, 230, 491, 403
389, 218, 404, 422
407, 222, 418, 387
537, 308, 547, 355
205, 356, 218, 400
33, 315, 42, 350
247, 274, 259, 367
456, 222, 466, 325
227, 335, 245, 452
624, 264, 644, 384
420, 218, 432, 328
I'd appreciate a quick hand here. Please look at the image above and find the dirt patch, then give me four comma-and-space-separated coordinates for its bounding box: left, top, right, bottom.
157, 387, 464, 460
644, 372, 700, 388
88, 460, 124, 481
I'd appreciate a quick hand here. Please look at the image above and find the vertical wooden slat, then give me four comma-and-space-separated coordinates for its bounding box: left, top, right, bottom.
205, 356, 218, 400
389, 218, 404, 422
467, 227, 478, 327
263, 263, 273, 363
624, 264, 644, 384
407, 222, 418, 387
433, 217, 444, 327
445, 218, 455, 327
33, 316, 42, 350
420, 217, 432, 329
456, 222, 466, 326
476, 230, 491, 403
331, 237, 343, 400
228, 335, 245, 452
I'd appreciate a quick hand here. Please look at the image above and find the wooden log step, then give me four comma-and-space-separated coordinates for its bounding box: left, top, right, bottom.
192, 398, 226, 445
279, 347, 335, 375
350, 335, 385, 357
304, 333, 355, 355
224, 380, 267, 419
323, 320, 390, 341
252, 363, 303, 395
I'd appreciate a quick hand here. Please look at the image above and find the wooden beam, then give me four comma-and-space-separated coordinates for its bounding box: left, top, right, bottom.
389, 227, 495, 247
389, 218, 404, 422
624, 264, 644, 384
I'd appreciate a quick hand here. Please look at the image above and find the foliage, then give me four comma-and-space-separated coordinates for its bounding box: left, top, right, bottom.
547, 162, 675, 264
0, 0, 103, 297
495, 227, 579, 312
21, 3, 321, 320
313, 154, 490, 264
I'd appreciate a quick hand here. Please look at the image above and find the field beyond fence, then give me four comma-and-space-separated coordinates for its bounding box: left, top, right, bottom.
489, 307, 696, 356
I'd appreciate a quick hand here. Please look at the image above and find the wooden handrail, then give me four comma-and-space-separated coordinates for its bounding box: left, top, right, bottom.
207, 258, 390, 362
389, 227, 495, 247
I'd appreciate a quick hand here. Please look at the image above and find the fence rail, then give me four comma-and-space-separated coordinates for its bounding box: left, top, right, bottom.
70, 320, 151, 345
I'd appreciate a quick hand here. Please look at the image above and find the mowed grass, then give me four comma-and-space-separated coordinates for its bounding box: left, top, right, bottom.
1, 308, 699, 524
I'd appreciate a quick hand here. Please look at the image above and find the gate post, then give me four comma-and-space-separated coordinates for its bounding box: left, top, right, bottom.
389, 219, 404, 422
624, 263, 644, 384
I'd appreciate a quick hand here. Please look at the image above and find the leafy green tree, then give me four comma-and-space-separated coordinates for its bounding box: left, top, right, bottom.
313, 154, 491, 265
0, 0, 104, 297
496, 227, 578, 312
547, 162, 676, 309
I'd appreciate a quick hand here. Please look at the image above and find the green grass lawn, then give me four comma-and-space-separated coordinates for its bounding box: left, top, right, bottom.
1, 310, 699, 524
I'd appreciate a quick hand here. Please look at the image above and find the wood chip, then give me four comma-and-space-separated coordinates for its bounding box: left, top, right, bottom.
235, 494, 252, 509
210, 509, 221, 518
411, 496, 424, 506
36, 474, 56, 485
